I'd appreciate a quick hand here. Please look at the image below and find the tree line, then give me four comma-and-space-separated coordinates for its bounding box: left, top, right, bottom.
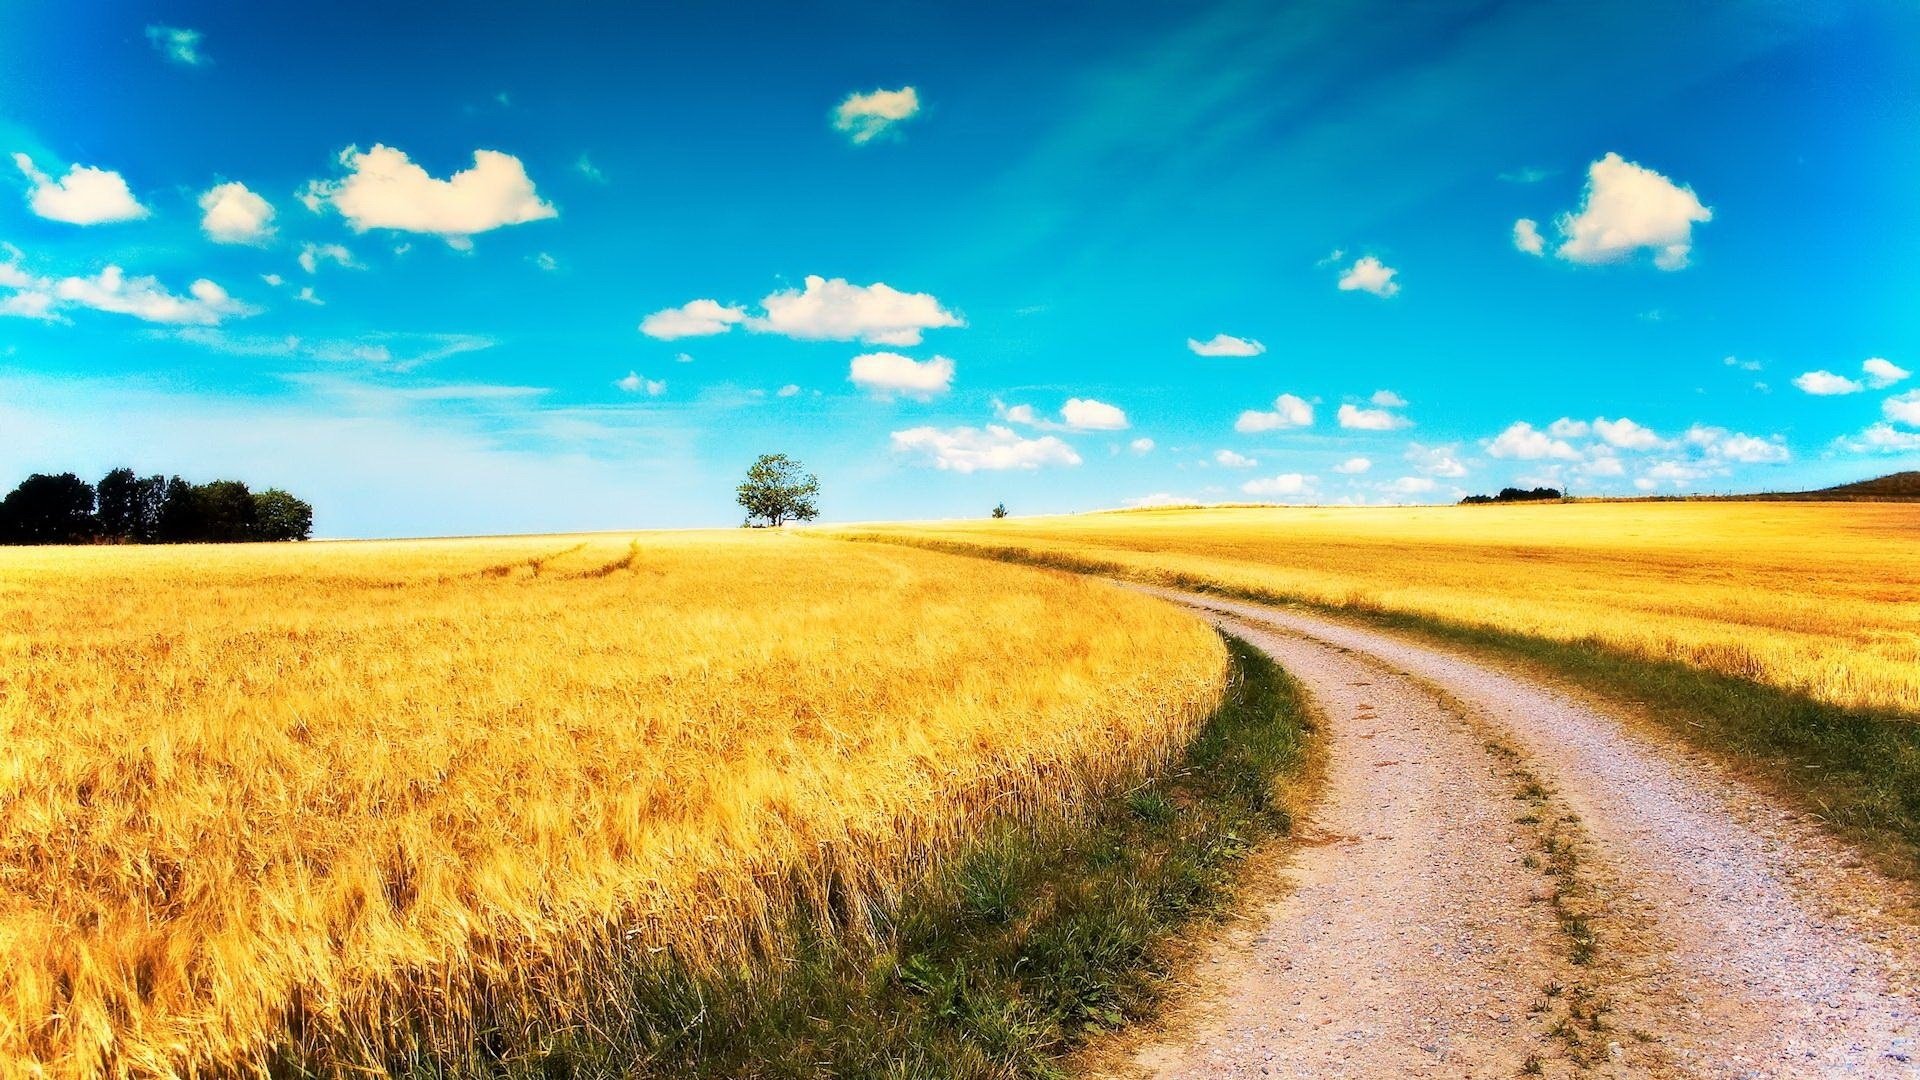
1459, 486, 1563, 505
0, 469, 314, 545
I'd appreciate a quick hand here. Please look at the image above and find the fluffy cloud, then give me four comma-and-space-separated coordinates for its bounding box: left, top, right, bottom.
752, 275, 962, 346
1241, 473, 1315, 497
298, 242, 355, 274
1335, 456, 1372, 474
1512, 218, 1544, 255
1885, 391, 1920, 427
848, 351, 954, 399
1235, 393, 1313, 432
1336, 255, 1400, 297
198, 182, 274, 244
0, 263, 255, 325
890, 424, 1081, 472
1188, 333, 1265, 357
1384, 476, 1436, 495
639, 299, 748, 339
1678, 424, 1790, 465
1864, 357, 1910, 389
1836, 423, 1920, 453
1405, 442, 1468, 477
1337, 403, 1409, 430
833, 86, 921, 144
1552, 152, 1711, 270
302, 145, 556, 245
1370, 390, 1407, 407
13, 154, 148, 224
1487, 421, 1578, 460
1634, 460, 1712, 490
1214, 449, 1258, 468
1547, 417, 1590, 438
1060, 397, 1128, 431
1592, 416, 1661, 450
615, 371, 666, 396
1792, 369, 1863, 395
146, 25, 206, 66
1129, 437, 1155, 455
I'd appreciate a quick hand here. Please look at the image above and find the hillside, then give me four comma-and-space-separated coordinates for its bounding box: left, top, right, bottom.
1814, 471, 1920, 498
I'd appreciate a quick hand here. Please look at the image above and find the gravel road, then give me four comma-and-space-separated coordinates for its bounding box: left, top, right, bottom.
1107, 588, 1919, 1079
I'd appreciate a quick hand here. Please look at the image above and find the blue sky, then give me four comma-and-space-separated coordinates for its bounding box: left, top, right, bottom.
1, 0, 1916, 536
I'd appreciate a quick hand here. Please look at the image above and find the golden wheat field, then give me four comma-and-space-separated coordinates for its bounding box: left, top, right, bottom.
0, 533, 1225, 1079
838, 501, 1920, 716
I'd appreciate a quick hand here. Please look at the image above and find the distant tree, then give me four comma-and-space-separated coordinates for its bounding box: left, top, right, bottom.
736, 453, 820, 527
250, 488, 314, 541
193, 480, 258, 542
0, 473, 98, 544
991, 502, 1008, 519
156, 475, 203, 542
1461, 486, 1563, 505
96, 468, 167, 542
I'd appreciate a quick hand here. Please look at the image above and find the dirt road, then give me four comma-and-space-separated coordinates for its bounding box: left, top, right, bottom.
1109, 588, 1919, 1079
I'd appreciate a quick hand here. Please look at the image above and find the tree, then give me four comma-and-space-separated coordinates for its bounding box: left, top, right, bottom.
991, 503, 1008, 519
156, 476, 202, 542
736, 453, 820, 527
0, 473, 98, 544
193, 480, 257, 542
250, 488, 314, 541
96, 468, 166, 542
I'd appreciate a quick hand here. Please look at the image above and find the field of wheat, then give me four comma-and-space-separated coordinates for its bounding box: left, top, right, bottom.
839, 502, 1920, 716
0, 533, 1226, 1079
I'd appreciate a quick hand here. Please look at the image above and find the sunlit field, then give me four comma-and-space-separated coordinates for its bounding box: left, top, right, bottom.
0, 534, 1225, 1078
838, 502, 1920, 716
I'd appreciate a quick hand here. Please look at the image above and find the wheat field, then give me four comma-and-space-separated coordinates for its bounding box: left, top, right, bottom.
838, 501, 1920, 716
0, 533, 1225, 1079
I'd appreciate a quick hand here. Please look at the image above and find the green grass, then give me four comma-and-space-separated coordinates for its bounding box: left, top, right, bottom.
316, 636, 1311, 1080
844, 534, 1920, 885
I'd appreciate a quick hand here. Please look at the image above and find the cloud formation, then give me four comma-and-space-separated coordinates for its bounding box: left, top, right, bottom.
890, 424, 1081, 472
1188, 333, 1265, 357
616, 371, 666, 396
1336, 255, 1400, 297
1792, 369, 1863, 395
639, 298, 748, 339
834, 87, 921, 144
1865, 357, 1911, 388
1241, 472, 1315, 497
1214, 449, 1257, 468
302, 145, 556, 245
1, 258, 255, 326
1337, 402, 1409, 430
1486, 421, 1579, 460
848, 351, 954, 399
1512, 218, 1544, 255
13, 154, 148, 224
752, 275, 962, 346
199, 182, 274, 244
1235, 392, 1313, 432
1335, 456, 1372, 474
1552, 152, 1711, 270
146, 25, 206, 66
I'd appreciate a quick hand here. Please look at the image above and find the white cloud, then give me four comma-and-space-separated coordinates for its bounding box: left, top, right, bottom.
848, 351, 954, 399
1241, 472, 1315, 497
1512, 218, 1544, 256
12, 154, 148, 225
890, 424, 1080, 472
198, 182, 274, 244
294, 286, 323, 306
1334, 456, 1372, 474
1837, 423, 1920, 453
1724, 356, 1763, 372
1793, 369, 1863, 395
1385, 476, 1436, 495
1404, 442, 1468, 477
1060, 397, 1128, 431
298, 242, 355, 274
1636, 459, 1712, 489
302, 144, 556, 245
261, 273, 285, 287
1235, 392, 1313, 432
145, 25, 206, 66
1552, 152, 1711, 270
1681, 424, 1790, 464
1487, 421, 1578, 460
1336, 255, 1400, 297
1214, 449, 1258, 468
1576, 451, 1626, 478
0, 254, 255, 326
1129, 437, 1155, 455
776, 384, 802, 397
833, 87, 921, 144
616, 371, 666, 396
1863, 357, 1910, 389
533, 252, 558, 272
1592, 416, 1662, 450
751, 275, 962, 346
1188, 333, 1266, 357
1370, 389, 1407, 407
1123, 492, 1189, 508
1885, 391, 1920, 427
1547, 417, 1591, 438
639, 299, 748, 339
1337, 402, 1409, 430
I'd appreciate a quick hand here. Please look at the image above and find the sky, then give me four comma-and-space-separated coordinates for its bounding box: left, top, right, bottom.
1, 0, 1916, 537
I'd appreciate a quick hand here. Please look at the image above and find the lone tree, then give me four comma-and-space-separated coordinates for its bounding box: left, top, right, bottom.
736, 453, 819, 527
992, 502, 1008, 519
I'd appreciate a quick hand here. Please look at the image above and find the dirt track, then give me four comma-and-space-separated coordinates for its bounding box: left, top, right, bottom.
1106, 588, 1920, 1079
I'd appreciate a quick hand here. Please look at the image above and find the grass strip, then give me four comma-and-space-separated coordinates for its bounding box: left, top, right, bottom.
346, 636, 1311, 1079
843, 535, 1920, 885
